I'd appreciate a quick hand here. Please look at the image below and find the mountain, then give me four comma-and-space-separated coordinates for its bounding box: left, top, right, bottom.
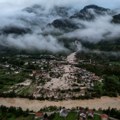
24, 5, 72, 18
0, 26, 31, 35
70, 5, 111, 20
0, 4, 120, 53
23, 5, 44, 14
22, 5, 75, 30
50, 5, 113, 29
112, 14, 120, 23
49, 19, 78, 30
50, 6, 72, 18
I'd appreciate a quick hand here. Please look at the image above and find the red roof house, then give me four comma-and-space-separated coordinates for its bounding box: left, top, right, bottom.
35, 112, 44, 119
101, 114, 109, 120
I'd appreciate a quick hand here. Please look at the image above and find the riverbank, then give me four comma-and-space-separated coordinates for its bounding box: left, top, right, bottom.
0, 96, 120, 112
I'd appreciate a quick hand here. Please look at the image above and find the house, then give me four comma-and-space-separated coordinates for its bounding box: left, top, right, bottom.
87, 109, 94, 118
100, 114, 109, 120
35, 112, 44, 119
80, 112, 87, 120
60, 108, 68, 117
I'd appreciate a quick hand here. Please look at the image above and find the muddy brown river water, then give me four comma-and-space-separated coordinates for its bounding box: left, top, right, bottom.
0, 97, 120, 111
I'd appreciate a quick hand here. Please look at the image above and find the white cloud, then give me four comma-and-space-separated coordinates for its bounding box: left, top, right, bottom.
0, 34, 66, 52
63, 15, 120, 42
0, 0, 120, 52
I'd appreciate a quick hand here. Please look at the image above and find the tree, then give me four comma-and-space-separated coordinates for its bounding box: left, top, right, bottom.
94, 81, 103, 97
104, 75, 120, 96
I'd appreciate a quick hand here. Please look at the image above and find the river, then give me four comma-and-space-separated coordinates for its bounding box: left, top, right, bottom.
0, 97, 120, 111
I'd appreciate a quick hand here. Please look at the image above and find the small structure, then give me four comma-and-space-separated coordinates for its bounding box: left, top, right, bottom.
101, 114, 109, 120
60, 108, 68, 118
35, 112, 44, 119
80, 112, 87, 120
88, 109, 94, 118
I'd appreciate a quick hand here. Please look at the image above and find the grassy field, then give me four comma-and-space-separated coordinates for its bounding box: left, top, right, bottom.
53, 112, 78, 120
91, 114, 101, 120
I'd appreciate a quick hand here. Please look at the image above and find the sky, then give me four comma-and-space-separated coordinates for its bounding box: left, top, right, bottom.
0, 0, 120, 11
0, 0, 120, 19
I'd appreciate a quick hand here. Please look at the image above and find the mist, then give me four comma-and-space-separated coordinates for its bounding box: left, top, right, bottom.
63, 15, 120, 42
0, 0, 120, 52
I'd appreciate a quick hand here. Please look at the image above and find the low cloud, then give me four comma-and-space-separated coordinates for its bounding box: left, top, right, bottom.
0, 0, 120, 52
63, 15, 120, 43
0, 34, 66, 52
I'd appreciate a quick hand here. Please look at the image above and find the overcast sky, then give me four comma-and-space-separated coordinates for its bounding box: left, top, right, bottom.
0, 0, 120, 11
0, 0, 119, 18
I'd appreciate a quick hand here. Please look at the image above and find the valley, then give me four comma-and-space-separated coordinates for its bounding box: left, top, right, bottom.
0, 1, 120, 119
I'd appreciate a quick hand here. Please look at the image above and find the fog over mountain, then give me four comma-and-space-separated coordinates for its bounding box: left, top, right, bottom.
0, 0, 120, 52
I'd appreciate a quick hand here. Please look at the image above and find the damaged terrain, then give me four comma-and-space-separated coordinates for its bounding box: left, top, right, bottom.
0, 52, 102, 100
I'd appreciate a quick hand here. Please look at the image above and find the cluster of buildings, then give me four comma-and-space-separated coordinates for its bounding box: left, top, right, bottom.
34, 107, 109, 120
1, 54, 102, 100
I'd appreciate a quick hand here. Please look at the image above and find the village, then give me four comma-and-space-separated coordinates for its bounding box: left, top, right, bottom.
1, 104, 117, 120
0, 52, 102, 100
30, 106, 114, 120
0, 53, 119, 120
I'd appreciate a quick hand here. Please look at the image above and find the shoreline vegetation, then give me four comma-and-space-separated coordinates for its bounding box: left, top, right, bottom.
0, 105, 120, 120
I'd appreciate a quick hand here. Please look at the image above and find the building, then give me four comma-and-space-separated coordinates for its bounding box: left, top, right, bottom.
87, 109, 94, 118
60, 108, 68, 117
35, 112, 44, 119
101, 114, 109, 120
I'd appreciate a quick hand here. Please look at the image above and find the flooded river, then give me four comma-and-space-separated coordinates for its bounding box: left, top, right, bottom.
0, 97, 120, 111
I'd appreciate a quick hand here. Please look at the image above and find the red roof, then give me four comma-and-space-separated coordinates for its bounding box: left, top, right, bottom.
35, 112, 43, 117
101, 114, 108, 118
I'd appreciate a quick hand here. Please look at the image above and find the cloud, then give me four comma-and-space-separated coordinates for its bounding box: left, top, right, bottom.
0, 0, 120, 52
62, 15, 120, 43
0, 0, 68, 52
0, 34, 66, 52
